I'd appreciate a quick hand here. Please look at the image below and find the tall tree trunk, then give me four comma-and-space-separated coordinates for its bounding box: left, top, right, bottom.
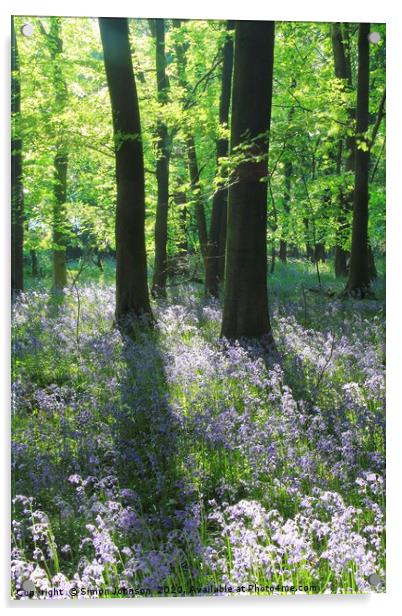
187, 136, 208, 262
205, 21, 234, 297
279, 159, 292, 263
345, 23, 371, 297
331, 22, 354, 278
150, 19, 170, 298
47, 18, 68, 290
278, 79, 296, 264
175, 190, 188, 263
99, 17, 152, 324
173, 20, 209, 270
11, 17, 24, 295
52, 148, 68, 288
221, 20, 275, 342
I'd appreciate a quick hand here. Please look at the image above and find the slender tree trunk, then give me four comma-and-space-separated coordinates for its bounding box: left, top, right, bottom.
345, 23, 371, 297
175, 190, 188, 262
368, 244, 377, 281
187, 135, 208, 262
31, 250, 39, 277
11, 17, 24, 295
150, 19, 170, 298
303, 218, 313, 260
205, 21, 234, 297
173, 20, 209, 270
99, 17, 152, 324
52, 149, 68, 288
278, 79, 296, 264
268, 178, 278, 274
278, 159, 292, 263
47, 18, 68, 290
331, 23, 354, 277
270, 246, 276, 274
221, 20, 275, 342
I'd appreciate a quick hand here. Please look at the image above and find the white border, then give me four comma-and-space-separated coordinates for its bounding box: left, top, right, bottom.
2, 1, 401, 614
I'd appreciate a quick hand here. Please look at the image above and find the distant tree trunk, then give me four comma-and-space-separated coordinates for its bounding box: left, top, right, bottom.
11, 17, 24, 295
31, 250, 39, 277
99, 17, 152, 324
270, 246, 276, 274
46, 18, 68, 290
205, 21, 234, 297
279, 79, 296, 264
335, 242, 348, 276
368, 244, 377, 281
345, 23, 371, 297
221, 21, 275, 342
52, 148, 68, 288
314, 243, 326, 263
173, 20, 209, 271
150, 19, 170, 298
187, 136, 208, 262
278, 159, 292, 263
303, 218, 313, 260
331, 23, 354, 277
268, 178, 278, 275
175, 190, 188, 262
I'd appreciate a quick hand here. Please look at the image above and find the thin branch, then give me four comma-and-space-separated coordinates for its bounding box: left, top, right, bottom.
370, 136, 386, 182
369, 88, 386, 150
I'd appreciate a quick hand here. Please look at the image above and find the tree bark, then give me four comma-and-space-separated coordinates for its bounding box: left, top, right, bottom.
368, 243, 377, 281
303, 218, 313, 260
314, 243, 326, 263
150, 19, 170, 298
99, 17, 152, 324
174, 190, 188, 272
52, 148, 68, 288
331, 23, 354, 277
221, 20, 275, 342
47, 18, 68, 290
278, 159, 292, 263
31, 250, 39, 277
345, 23, 371, 297
173, 20, 209, 271
11, 17, 24, 295
205, 22, 234, 297
187, 135, 208, 262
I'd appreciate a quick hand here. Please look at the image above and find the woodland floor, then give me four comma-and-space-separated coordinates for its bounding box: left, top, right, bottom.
11, 258, 385, 597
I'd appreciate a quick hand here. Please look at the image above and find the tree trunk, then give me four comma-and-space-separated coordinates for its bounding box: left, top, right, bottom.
331, 23, 354, 278
345, 23, 371, 297
270, 245, 276, 274
368, 244, 377, 281
150, 19, 170, 298
173, 20, 209, 271
187, 135, 208, 262
99, 17, 152, 324
205, 21, 234, 297
47, 18, 68, 290
52, 149, 68, 288
11, 17, 24, 295
221, 20, 275, 342
314, 243, 326, 263
279, 80, 295, 264
175, 190, 188, 264
31, 250, 39, 277
278, 240, 286, 263
278, 158, 292, 263
303, 218, 313, 260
